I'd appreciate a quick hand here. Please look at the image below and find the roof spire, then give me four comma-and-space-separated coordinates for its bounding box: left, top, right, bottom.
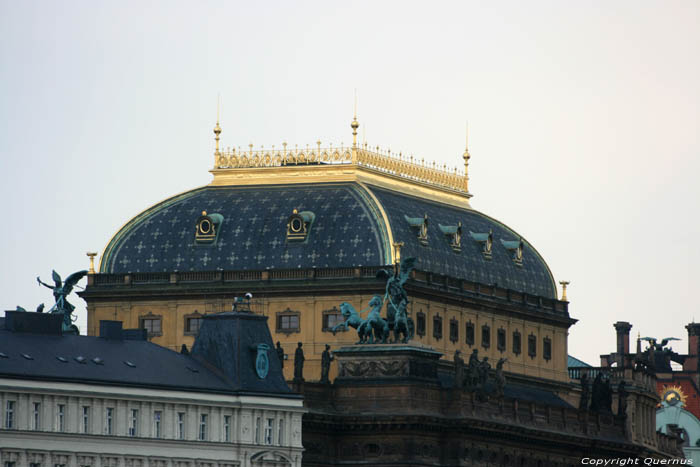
351, 89, 359, 163
214, 95, 222, 158
463, 121, 470, 193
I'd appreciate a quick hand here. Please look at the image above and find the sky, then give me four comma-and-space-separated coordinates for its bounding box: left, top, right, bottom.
1, 1, 698, 366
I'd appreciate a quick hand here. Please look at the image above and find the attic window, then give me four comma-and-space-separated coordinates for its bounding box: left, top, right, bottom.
21, 353, 33, 360
470, 230, 493, 259
124, 361, 136, 368
186, 366, 200, 373
194, 211, 224, 245
501, 238, 524, 266
439, 222, 462, 252
0, 352, 8, 359
286, 209, 315, 242
74, 356, 87, 364
56, 356, 68, 363
404, 214, 428, 246
92, 357, 104, 365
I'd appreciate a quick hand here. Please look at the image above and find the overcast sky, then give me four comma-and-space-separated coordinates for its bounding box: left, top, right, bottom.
1, 1, 698, 366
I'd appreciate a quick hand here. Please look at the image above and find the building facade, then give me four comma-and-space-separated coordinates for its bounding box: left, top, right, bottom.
0, 311, 304, 467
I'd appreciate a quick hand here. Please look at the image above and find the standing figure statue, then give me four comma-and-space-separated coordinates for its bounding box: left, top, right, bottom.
495, 358, 508, 397
37, 269, 88, 334
467, 349, 480, 389
617, 380, 628, 417
276, 341, 285, 369
293, 342, 305, 382
320, 344, 334, 384
579, 373, 590, 411
454, 350, 465, 389
477, 357, 491, 386
376, 257, 416, 342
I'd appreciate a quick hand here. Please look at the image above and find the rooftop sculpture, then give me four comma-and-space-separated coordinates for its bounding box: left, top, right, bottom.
35, 269, 88, 334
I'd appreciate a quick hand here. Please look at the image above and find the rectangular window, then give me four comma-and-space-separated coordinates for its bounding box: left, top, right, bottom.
497, 328, 506, 352
82, 406, 90, 433
528, 334, 537, 358
416, 312, 426, 337
129, 409, 139, 437
223, 415, 231, 442
277, 313, 300, 333
255, 417, 261, 443
449, 319, 459, 343
513, 331, 522, 355
57, 404, 65, 432
154, 411, 162, 438
33, 402, 41, 430
105, 407, 114, 435
543, 337, 552, 361
432, 315, 442, 340
481, 325, 490, 349
177, 412, 185, 440
322, 311, 343, 332
185, 316, 202, 335
140, 317, 162, 335
5, 400, 15, 429
466, 322, 475, 346
264, 418, 273, 445
199, 413, 208, 441
5, 463, 15, 467
278, 418, 284, 445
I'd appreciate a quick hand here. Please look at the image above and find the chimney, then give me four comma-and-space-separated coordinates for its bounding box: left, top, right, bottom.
614, 321, 632, 355
100, 320, 123, 339
685, 323, 700, 372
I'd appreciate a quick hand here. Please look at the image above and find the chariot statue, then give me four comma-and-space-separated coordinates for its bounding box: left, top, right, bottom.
36, 269, 88, 334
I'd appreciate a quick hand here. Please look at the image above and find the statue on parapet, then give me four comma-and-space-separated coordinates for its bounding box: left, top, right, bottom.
332, 296, 389, 344
377, 257, 416, 343
320, 344, 334, 384
36, 269, 87, 334
453, 350, 465, 389
293, 342, 305, 382
495, 358, 507, 397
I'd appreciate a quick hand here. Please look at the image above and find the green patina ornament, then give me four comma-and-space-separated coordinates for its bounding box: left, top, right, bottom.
37, 269, 87, 334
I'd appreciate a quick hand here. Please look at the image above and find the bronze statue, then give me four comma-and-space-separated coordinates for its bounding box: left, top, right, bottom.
276, 341, 285, 369
495, 358, 507, 397
37, 269, 87, 334
357, 295, 390, 344
377, 257, 416, 342
579, 373, 590, 410
454, 350, 465, 389
294, 342, 305, 382
320, 344, 333, 384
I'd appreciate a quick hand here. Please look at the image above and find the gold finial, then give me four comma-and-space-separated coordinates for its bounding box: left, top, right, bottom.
86, 252, 97, 274
559, 280, 570, 301
463, 121, 471, 192
202, 210, 207, 216
351, 91, 359, 161
214, 96, 222, 156
392, 241, 405, 266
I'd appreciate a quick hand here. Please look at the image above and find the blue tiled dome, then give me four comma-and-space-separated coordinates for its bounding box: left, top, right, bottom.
101, 182, 556, 298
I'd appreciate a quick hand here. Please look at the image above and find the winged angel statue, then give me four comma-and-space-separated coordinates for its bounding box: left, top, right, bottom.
36, 269, 88, 334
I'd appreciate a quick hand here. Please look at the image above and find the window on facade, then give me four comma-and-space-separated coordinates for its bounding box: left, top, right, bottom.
224, 415, 231, 442
513, 330, 522, 355
433, 315, 442, 340
140, 316, 162, 336
497, 328, 506, 352
543, 337, 552, 361
154, 411, 162, 438
57, 404, 65, 432
5, 400, 15, 429
5, 463, 15, 467
276, 310, 300, 334
322, 308, 344, 332
481, 325, 490, 349
265, 418, 274, 445
177, 412, 185, 440
449, 319, 459, 343
199, 414, 208, 441
82, 406, 90, 433
33, 402, 41, 430
185, 316, 203, 335
105, 407, 114, 435
278, 418, 284, 445
416, 312, 426, 337
129, 409, 139, 437
255, 416, 261, 443
528, 334, 537, 359
466, 321, 475, 346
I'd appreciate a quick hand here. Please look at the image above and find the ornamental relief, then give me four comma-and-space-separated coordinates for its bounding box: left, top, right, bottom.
339, 360, 409, 378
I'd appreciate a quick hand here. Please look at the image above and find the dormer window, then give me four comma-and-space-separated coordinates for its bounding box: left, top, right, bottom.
286, 209, 315, 242
439, 222, 462, 252
404, 214, 428, 246
500, 237, 524, 266
470, 230, 493, 259
195, 211, 224, 245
